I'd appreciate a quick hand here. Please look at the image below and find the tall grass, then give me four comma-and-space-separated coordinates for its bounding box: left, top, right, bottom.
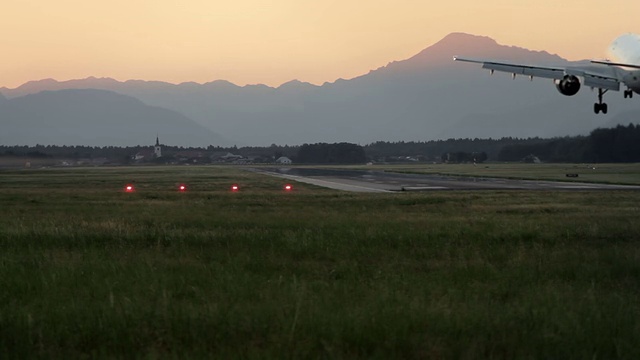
0, 166, 639, 358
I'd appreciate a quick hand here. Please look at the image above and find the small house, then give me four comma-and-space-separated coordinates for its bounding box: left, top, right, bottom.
276, 156, 292, 165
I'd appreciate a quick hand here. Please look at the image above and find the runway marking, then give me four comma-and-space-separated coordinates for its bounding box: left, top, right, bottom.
253, 170, 392, 193
249, 168, 640, 192
300, 177, 392, 192
402, 186, 449, 191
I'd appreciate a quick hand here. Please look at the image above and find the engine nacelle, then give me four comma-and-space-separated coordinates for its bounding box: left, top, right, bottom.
555, 75, 581, 96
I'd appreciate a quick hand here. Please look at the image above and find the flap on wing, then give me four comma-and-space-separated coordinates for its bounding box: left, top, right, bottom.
481, 63, 564, 79
583, 75, 620, 91
454, 57, 566, 80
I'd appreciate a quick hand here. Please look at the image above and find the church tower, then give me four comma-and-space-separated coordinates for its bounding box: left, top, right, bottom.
154, 135, 162, 158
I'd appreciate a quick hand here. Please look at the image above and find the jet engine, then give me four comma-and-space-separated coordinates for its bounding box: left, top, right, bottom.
555, 75, 581, 96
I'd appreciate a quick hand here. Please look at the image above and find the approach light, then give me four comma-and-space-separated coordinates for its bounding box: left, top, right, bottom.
124, 184, 135, 192
231, 185, 239, 192
178, 184, 187, 192
284, 184, 292, 191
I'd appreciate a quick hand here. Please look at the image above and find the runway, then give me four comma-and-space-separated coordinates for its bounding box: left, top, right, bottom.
250, 167, 640, 192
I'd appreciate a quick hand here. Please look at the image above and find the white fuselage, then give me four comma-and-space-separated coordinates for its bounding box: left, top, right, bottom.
608, 33, 640, 93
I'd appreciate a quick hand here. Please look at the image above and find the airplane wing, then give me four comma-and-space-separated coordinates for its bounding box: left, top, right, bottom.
591, 60, 640, 70
453, 56, 622, 91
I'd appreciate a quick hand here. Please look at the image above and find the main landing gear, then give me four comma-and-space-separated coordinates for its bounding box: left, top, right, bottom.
594, 88, 608, 114
624, 89, 634, 98
594, 88, 636, 114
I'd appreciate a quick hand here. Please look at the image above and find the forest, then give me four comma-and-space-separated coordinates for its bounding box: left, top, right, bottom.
497, 124, 640, 163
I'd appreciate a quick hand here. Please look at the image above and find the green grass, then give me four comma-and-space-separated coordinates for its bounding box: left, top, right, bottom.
327, 163, 640, 185
1, 166, 640, 358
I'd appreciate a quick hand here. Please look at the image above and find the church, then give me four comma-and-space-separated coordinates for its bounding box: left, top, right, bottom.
154, 136, 162, 158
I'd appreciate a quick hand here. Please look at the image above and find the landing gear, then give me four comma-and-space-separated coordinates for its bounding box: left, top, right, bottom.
624, 89, 634, 98
594, 88, 608, 114
594, 103, 608, 114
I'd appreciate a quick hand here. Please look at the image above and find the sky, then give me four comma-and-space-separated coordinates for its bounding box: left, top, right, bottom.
1, 0, 637, 88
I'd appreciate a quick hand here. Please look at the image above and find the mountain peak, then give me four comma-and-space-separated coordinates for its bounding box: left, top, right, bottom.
278, 79, 316, 90
79, 76, 119, 84
409, 33, 509, 65
2, 77, 125, 99
203, 79, 240, 89
436, 32, 498, 48
17, 78, 59, 89
388, 32, 568, 71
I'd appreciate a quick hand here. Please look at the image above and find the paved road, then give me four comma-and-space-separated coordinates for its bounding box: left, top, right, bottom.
250, 168, 640, 192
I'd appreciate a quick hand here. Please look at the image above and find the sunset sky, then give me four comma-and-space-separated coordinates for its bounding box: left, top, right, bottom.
1, 0, 637, 88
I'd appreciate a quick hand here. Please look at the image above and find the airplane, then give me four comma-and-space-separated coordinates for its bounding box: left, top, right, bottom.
453, 33, 640, 114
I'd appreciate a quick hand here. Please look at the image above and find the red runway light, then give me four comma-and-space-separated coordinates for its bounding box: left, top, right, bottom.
231, 185, 239, 192
178, 184, 187, 192
124, 184, 135, 192
284, 184, 292, 191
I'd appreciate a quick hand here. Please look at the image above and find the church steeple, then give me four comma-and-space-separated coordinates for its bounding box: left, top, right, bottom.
154, 135, 162, 158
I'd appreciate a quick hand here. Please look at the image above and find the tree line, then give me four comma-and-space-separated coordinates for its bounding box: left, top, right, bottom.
2, 124, 639, 163
498, 124, 640, 163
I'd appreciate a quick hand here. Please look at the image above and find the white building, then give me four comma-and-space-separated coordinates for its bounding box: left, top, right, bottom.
276, 156, 292, 164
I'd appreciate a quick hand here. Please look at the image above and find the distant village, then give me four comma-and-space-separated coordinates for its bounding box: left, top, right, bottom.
5, 136, 297, 169
0, 136, 483, 168
3, 124, 636, 168
127, 137, 293, 166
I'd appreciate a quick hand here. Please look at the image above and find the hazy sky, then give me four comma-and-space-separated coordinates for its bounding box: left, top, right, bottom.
1, 0, 637, 88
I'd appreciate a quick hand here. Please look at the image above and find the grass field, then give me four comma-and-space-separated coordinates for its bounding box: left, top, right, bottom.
1, 165, 640, 358
334, 163, 640, 186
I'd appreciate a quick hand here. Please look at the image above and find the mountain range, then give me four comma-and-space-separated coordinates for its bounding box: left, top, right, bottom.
0, 90, 227, 146
2, 33, 639, 146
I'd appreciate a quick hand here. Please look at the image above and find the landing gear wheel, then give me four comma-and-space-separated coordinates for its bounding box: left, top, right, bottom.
594, 103, 608, 114
594, 89, 609, 114
624, 90, 634, 99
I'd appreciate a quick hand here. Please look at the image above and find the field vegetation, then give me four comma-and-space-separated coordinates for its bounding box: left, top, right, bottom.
1, 165, 639, 358
350, 162, 640, 186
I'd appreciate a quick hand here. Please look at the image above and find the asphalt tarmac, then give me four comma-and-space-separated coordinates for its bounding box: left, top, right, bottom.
251, 167, 640, 193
